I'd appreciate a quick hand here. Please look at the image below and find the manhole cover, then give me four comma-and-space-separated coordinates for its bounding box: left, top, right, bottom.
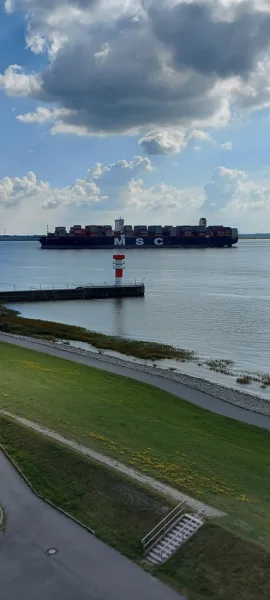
46, 548, 58, 556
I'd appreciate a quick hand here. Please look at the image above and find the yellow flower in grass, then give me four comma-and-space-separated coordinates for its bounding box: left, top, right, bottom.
237, 495, 250, 502
87, 433, 241, 499
23, 361, 57, 374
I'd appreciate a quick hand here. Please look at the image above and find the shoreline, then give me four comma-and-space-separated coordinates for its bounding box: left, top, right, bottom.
2, 305, 270, 394
1, 332, 270, 418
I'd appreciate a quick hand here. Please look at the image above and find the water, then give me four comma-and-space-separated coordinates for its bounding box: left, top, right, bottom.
1, 239, 270, 383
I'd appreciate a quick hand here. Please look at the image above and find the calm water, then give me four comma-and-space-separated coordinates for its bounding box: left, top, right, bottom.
1, 239, 270, 375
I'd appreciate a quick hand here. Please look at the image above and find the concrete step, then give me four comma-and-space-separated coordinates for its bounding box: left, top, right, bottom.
146, 513, 204, 565
164, 526, 198, 542
147, 549, 163, 564
154, 526, 200, 551
184, 514, 203, 525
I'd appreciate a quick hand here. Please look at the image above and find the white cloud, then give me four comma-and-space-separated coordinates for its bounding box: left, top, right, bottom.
0, 155, 152, 213
0, 148, 205, 231
202, 166, 270, 221
1, 157, 270, 233
3, 0, 270, 144
4, 0, 14, 13
17, 105, 230, 156
50, 122, 93, 137
203, 166, 247, 212
17, 106, 66, 124
0, 153, 204, 232
139, 129, 187, 155
220, 141, 233, 150
121, 178, 204, 214
0, 170, 108, 213
0, 65, 42, 96
189, 130, 213, 143
43, 155, 153, 209
17, 109, 217, 153
42, 180, 106, 210
139, 127, 215, 156
89, 156, 152, 183
193, 146, 201, 152
0, 171, 38, 207
232, 55, 270, 113
16, 105, 91, 136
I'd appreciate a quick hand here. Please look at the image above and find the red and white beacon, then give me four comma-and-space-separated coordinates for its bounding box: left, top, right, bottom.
113, 254, 126, 286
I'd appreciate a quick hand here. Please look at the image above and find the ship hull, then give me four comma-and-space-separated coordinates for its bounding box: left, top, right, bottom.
40, 235, 238, 249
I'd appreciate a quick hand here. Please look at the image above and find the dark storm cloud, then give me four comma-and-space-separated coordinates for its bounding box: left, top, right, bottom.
149, 1, 270, 78
8, 1, 270, 137
40, 16, 223, 133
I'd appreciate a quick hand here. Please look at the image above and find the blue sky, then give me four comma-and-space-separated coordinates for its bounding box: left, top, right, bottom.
1, 1, 270, 233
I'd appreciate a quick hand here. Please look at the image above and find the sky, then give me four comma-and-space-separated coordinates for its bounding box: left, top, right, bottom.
1, 1, 270, 233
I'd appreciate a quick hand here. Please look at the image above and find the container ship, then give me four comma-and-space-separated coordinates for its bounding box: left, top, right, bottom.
40, 218, 238, 249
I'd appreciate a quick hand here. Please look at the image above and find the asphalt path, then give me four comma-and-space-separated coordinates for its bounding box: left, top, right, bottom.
0, 332, 269, 429
0, 451, 183, 600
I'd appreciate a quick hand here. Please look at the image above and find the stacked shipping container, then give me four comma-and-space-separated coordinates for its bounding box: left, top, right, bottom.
53, 222, 233, 239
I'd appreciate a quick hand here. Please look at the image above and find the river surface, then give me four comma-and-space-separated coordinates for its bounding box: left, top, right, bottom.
1, 239, 270, 393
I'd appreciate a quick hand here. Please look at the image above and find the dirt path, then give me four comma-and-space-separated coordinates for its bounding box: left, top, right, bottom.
0, 409, 224, 518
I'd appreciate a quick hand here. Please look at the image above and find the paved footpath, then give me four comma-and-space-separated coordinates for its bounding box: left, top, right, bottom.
0, 332, 270, 429
0, 451, 184, 600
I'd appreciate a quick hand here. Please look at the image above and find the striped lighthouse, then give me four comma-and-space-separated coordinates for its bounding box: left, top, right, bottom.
113, 254, 125, 286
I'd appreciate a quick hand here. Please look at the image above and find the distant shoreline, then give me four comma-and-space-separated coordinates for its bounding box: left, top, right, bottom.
0, 236, 40, 241
239, 234, 270, 239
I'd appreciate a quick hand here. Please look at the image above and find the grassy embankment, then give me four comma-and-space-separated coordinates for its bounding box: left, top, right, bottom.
0, 305, 193, 361
0, 414, 172, 559
0, 341, 269, 549
1, 415, 269, 600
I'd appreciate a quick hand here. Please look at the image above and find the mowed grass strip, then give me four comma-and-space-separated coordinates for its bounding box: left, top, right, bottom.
157, 523, 270, 600
0, 342, 270, 547
1, 415, 269, 600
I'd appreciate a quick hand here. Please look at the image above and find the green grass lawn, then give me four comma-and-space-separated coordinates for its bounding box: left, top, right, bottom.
0, 341, 270, 548
157, 523, 270, 600
1, 415, 269, 600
